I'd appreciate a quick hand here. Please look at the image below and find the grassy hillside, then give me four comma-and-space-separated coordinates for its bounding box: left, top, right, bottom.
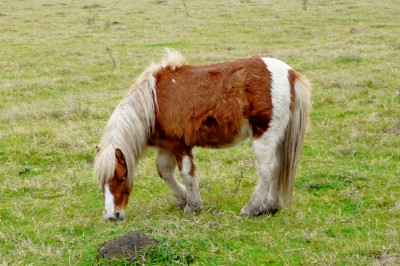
1, 0, 399, 264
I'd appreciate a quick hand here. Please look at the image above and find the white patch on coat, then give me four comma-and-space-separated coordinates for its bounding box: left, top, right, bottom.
181, 155, 192, 175
262, 57, 292, 134
103, 184, 115, 220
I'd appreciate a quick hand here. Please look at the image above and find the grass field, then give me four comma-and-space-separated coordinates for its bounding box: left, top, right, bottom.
1, 0, 399, 265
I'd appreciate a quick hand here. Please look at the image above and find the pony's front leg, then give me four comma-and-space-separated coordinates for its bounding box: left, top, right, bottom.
177, 154, 203, 215
156, 149, 187, 208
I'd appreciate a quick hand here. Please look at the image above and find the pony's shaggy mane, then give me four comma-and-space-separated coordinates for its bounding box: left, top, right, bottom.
94, 49, 187, 186
131, 49, 188, 94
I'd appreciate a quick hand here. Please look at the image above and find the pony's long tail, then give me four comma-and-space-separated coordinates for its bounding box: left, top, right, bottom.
278, 72, 312, 206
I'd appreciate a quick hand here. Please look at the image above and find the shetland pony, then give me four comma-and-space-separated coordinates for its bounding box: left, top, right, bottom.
94, 50, 311, 220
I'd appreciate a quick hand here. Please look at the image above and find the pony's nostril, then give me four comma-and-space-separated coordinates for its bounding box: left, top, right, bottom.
115, 212, 120, 219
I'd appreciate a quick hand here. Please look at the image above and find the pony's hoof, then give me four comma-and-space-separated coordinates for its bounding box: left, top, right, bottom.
240, 205, 279, 217
183, 204, 202, 215
240, 205, 259, 217
177, 199, 187, 209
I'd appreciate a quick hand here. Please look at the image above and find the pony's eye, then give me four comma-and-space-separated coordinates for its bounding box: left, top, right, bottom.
118, 179, 126, 184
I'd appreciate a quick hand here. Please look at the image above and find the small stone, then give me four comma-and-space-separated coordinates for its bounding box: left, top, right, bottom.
19, 168, 30, 175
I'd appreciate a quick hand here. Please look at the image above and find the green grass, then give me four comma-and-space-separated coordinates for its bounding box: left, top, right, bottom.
1, 0, 399, 264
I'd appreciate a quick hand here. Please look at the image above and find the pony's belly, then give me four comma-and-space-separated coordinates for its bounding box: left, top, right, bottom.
192, 119, 250, 148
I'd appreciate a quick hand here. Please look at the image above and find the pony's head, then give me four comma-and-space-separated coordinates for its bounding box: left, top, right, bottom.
95, 145, 132, 220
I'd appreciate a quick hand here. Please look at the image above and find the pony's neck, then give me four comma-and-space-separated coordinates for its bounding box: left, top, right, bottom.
102, 84, 156, 184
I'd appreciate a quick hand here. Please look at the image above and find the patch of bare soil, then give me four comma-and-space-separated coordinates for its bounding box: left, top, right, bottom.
375, 251, 400, 265
98, 231, 156, 260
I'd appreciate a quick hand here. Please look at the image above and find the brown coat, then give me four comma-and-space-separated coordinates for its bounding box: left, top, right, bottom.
150, 56, 274, 152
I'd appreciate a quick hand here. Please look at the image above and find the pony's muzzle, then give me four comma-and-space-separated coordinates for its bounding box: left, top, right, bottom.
103, 211, 125, 221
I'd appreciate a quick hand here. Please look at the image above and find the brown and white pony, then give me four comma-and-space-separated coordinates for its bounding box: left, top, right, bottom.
94, 50, 311, 220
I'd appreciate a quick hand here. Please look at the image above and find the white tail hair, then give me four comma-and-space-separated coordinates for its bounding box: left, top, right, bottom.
278, 72, 312, 204
94, 49, 187, 187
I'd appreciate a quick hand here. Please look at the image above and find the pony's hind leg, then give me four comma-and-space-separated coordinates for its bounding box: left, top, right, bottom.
176, 153, 203, 215
240, 130, 284, 217
240, 57, 295, 216
156, 148, 187, 208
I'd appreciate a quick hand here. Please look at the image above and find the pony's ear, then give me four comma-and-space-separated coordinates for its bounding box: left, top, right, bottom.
115, 148, 126, 166
96, 146, 100, 154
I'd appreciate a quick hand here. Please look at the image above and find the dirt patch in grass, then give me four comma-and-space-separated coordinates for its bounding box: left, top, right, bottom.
98, 231, 156, 260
